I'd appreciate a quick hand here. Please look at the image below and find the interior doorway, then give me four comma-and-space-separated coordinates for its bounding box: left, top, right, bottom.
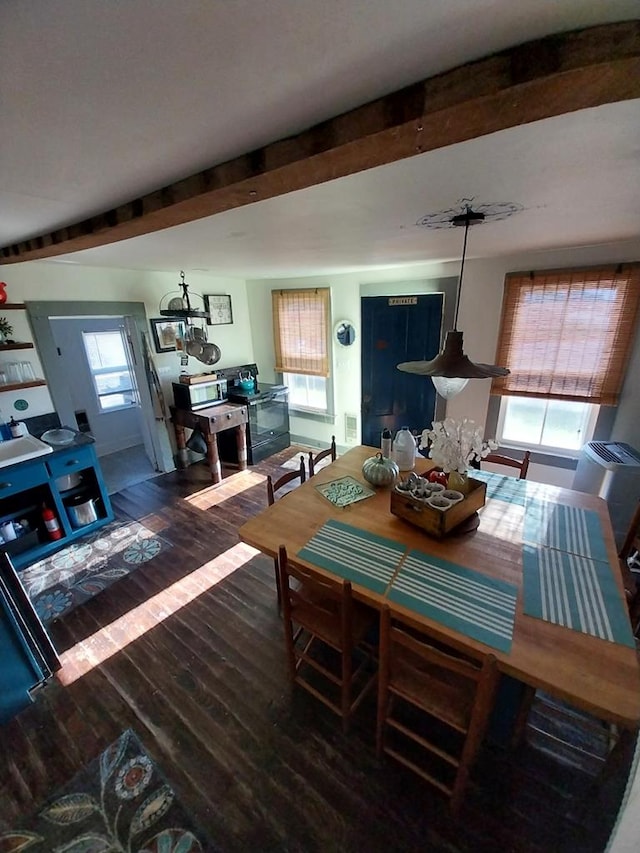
28, 300, 174, 477
50, 317, 145, 457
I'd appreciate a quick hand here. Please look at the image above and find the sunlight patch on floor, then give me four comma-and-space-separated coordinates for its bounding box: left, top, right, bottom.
183, 469, 266, 509
56, 541, 260, 686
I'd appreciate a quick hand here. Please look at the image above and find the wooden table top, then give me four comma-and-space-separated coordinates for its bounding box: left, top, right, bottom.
238, 446, 640, 728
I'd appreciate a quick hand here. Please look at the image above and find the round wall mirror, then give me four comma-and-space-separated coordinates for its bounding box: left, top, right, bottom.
335, 320, 356, 347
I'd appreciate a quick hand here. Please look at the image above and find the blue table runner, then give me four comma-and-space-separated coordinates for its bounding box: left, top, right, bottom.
470, 470, 529, 506
297, 519, 406, 594
522, 544, 634, 647
524, 500, 608, 564
387, 550, 518, 653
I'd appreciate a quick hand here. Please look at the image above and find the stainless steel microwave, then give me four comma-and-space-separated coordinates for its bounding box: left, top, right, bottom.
172, 378, 228, 410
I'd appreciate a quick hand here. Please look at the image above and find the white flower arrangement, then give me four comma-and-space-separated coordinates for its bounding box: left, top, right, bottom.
418, 417, 498, 474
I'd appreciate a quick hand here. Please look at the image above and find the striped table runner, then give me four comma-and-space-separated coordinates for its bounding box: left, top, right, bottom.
297, 519, 406, 594
524, 500, 608, 564
522, 545, 635, 647
387, 550, 518, 653
470, 470, 529, 506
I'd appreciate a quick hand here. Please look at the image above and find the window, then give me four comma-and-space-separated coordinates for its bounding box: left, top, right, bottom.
82, 330, 138, 412
273, 288, 331, 413
493, 264, 640, 404
282, 372, 328, 411
492, 264, 640, 452
497, 397, 598, 454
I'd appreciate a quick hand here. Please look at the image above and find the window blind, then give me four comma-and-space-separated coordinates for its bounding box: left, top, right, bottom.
272, 288, 331, 377
491, 264, 640, 405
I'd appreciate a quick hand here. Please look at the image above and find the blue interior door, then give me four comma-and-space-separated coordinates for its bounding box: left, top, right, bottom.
361, 294, 443, 447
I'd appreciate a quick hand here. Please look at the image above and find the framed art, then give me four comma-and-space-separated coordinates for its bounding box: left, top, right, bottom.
150, 318, 185, 353
204, 294, 233, 326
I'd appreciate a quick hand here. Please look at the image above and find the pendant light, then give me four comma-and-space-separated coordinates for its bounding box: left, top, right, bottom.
397, 204, 510, 399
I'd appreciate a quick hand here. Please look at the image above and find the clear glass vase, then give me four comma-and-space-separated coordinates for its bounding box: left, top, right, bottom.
447, 470, 470, 495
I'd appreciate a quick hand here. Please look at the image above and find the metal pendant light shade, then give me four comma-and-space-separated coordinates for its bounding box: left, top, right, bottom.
397, 204, 510, 397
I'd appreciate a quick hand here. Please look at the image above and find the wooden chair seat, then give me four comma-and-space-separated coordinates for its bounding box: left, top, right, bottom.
291, 589, 374, 651
279, 546, 377, 732
390, 649, 476, 732
377, 605, 498, 813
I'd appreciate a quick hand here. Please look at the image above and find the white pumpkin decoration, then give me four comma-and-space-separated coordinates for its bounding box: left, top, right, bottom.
362, 452, 400, 487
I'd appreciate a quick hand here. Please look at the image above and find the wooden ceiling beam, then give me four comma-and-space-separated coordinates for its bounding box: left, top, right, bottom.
2, 20, 639, 264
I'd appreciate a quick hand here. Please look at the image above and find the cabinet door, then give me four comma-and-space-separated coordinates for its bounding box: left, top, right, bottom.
0, 553, 60, 724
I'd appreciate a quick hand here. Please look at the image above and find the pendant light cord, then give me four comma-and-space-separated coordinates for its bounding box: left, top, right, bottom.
452, 212, 471, 331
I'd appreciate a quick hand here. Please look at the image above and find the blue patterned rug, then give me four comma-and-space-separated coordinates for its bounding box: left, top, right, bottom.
19, 518, 173, 624
0, 729, 213, 851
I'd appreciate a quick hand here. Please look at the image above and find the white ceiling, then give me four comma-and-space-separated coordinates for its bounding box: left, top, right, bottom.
1, 0, 639, 278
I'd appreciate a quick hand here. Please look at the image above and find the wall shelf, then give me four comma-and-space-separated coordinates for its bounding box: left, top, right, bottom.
0, 380, 47, 392
0, 343, 35, 351
1, 304, 27, 311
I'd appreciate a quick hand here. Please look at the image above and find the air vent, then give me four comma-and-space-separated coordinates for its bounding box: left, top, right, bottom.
345, 413, 358, 444
589, 442, 640, 466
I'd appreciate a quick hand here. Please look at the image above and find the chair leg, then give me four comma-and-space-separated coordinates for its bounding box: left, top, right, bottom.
273, 556, 282, 610
341, 646, 353, 734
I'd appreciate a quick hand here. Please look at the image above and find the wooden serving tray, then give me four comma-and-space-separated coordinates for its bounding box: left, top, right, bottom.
389, 476, 487, 538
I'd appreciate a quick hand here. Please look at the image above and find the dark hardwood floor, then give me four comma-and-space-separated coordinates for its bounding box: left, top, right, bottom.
0, 447, 634, 852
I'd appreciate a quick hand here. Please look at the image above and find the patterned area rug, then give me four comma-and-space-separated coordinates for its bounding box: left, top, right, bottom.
0, 729, 213, 852
20, 518, 172, 625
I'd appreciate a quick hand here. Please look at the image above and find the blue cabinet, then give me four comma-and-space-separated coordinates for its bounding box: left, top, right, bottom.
0, 552, 60, 724
0, 442, 114, 570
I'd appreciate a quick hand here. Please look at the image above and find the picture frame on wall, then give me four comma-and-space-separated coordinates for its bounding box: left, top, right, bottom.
204, 294, 233, 326
150, 318, 185, 353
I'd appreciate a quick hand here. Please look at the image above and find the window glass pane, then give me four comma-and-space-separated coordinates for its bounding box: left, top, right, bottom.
499, 396, 597, 452
284, 372, 327, 411
94, 370, 134, 396
83, 331, 128, 370
541, 399, 593, 451
501, 398, 544, 445
99, 392, 137, 411
82, 329, 138, 412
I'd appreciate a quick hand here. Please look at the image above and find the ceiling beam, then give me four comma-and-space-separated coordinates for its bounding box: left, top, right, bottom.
2, 20, 639, 265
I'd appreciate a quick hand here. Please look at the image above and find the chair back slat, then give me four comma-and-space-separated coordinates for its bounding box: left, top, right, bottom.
309, 436, 337, 476
483, 450, 530, 479
267, 455, 306, 504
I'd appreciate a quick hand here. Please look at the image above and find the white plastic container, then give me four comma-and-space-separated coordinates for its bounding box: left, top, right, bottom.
392, 427, 416, 471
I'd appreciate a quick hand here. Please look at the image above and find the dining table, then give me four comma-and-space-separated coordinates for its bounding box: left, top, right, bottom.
238, 445, 640, 731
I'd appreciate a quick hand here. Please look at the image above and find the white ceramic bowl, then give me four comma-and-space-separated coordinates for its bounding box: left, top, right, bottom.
428, 495, 453, 511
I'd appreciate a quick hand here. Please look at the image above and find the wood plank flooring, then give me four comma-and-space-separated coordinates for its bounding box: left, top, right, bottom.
1, 447, 635, 852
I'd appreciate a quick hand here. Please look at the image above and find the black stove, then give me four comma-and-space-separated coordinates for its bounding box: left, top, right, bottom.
217, 365, 290, 464
227, 382, 287, 403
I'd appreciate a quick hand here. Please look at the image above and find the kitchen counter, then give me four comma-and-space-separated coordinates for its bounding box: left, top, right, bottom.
0, 437, 114, 569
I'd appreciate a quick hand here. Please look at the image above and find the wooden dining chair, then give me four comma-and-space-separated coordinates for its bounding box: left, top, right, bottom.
481, 449, 531, 480
308, 436, 337, 477
618, 500, 640, 637
278, 545, 377, 733
376, 605, 498, 814
266, 455, 306, 606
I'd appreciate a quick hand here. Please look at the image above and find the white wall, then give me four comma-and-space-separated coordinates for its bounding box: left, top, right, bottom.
0, 262, 252, 423
248, 238, 640, 482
